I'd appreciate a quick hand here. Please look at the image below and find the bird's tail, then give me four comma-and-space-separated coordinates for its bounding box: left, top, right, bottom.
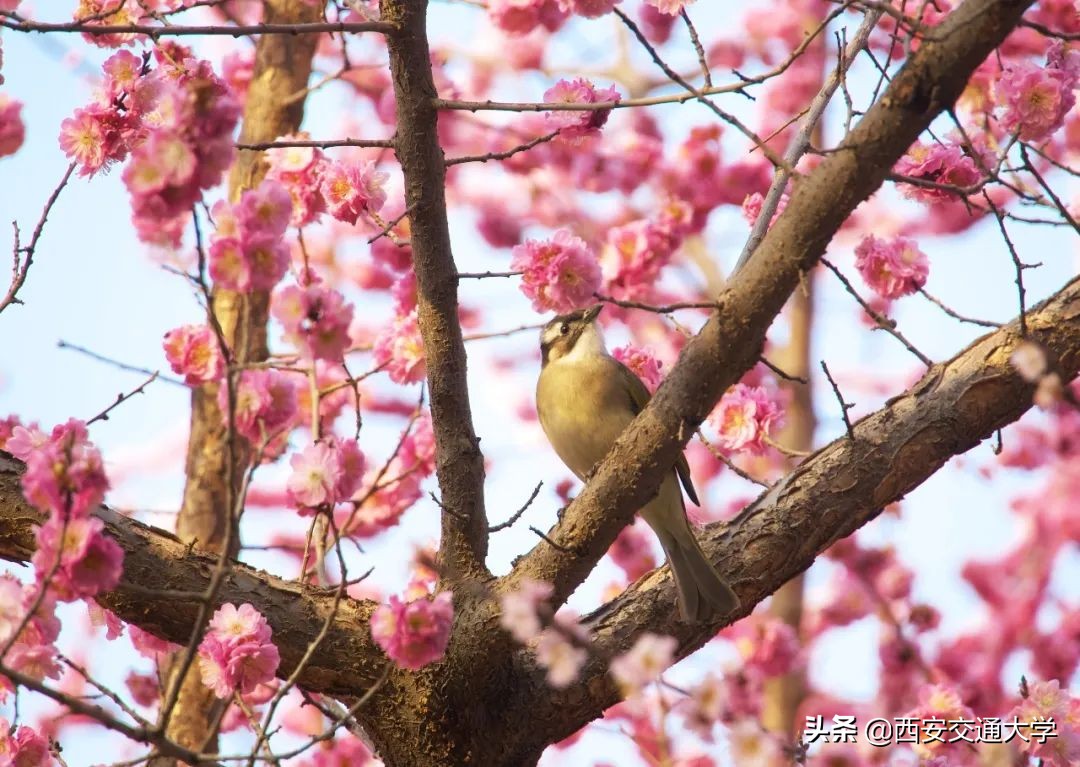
659, 532, 740, 623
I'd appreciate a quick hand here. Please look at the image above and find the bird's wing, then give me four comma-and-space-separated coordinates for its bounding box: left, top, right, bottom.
610, 357, 701, 507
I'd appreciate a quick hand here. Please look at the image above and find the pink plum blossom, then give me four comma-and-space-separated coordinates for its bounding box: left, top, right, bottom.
373, 309, 427, 384
487, 0, 566, 35
609, 632, 677, 694
287, 438, 366, 511
499, 578, 554, 643
646, 0, 695, 14
0, 718, 53, 767
32, 515, 124, 601
371, 590, 454, 670
0, 94, 24, 157
612, 345, 663, 393
557, 0, 617, 18
220, 369, 299, 445
535, 621, 588, 688
997, 41, 1079, 142
198, 603, 280, 698
163, 324, 224, 385
543, 78, 620, 142
272, 280, 355, 362
17, 419, 109, 519
709, 384, 783, 455
510, 229, 601, 313
320, 160, 389, 225
893, 140, 982, 202
854, 234, 929, 299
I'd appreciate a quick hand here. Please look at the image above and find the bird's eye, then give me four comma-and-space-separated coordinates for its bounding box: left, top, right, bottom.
559, 323, 570, 335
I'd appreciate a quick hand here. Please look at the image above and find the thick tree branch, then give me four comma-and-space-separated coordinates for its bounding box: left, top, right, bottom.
501, 0, 1036, 608
384, 0, 489, 581
509, 274, 1080, 754
0, 454, 385, 697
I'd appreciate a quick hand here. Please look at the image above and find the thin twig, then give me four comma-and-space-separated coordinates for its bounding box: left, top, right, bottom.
57, 340, 185, 385
489, 482, 543, 532
0, 13, 394, 37
594, 292, 719, 314
86, 372, 159, 426
457, 270, 522, 279
759, 356, 808, 384
820, 361, 855, 438
237, 137, 395, 151
917, 288, 999, 328
446, 131, 561, 166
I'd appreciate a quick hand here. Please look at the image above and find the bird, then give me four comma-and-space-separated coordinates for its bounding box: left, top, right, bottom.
534, 303, 740, 622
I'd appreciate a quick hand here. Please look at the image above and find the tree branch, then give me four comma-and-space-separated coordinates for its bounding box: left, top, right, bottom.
384, 0, 489, 581
500, 0, 1036, 610
0, 454, 385, 697
510, 273, 1080, 753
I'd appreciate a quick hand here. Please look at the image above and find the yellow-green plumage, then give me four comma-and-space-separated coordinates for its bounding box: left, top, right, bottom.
536, 308, 739, 622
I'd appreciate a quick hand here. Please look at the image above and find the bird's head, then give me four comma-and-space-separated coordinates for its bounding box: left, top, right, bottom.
539, 304, 606, 366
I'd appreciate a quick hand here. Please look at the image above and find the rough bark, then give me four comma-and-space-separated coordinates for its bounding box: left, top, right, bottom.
501, 0, 1036, 610
383, 0, 490, 583
166, 0, 323, 756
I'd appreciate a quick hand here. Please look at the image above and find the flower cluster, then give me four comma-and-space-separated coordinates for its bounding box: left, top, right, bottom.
373, 309, 426, 384
543, 78, 620, 143
320, 160, 389, 226
8, 421, 123, 601
511, 229, 601, 313
272, 277, 355, 362
1009, 679, 1080, 765
600, 203, 691, 296
0, 574, 61, 700
997, 41, 1079, 143
286, 437, 366, 512
556, 0, 617, 19
219, 369, 299, 446
162, 324, 224, 385
499, 579, 589, 688
265, 135, 328, 227
709, 384, 784, 455
59, 46, 241, 246
198, 603, 281, 699
487, 0, 566, 35
208, 179, 293, 293
371, 587, 454, 670
854, 234, 930, 299
0, 717, 52, 767
893, 140, 982, 202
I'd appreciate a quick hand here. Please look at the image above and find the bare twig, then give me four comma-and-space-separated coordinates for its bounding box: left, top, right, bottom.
819, 360, 855, 438
86, 372, 160, 426
446, 131, 561, 166
1, 163, 76, 315
57, 340, 185, 386
489, 482, 543, 532
918, 288, 1000, 328
0, 13, 394, 37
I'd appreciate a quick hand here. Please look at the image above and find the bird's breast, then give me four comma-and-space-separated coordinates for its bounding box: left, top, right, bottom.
536, 358, 635, 480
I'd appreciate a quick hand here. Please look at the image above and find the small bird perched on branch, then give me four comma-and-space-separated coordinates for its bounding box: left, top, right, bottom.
535, 304, 739, 622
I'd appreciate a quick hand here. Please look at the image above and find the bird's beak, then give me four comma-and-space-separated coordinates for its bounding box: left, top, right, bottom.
583, 304, 604, 324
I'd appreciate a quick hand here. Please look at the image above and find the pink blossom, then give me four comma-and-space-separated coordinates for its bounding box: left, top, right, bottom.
0, 94, 24, 158
609, 632, 677, 694
854, 235, 929, 299
129, 625, 179, 659
646, 0, 695, 14
287, 438, 366, 511
320, 160, 388, 225
1011, 340, 1049, 383
499, 578, 554, 643
893, 140, 982, 202
726, 720, 783, 766
638, 2, 677, 42
58, 104, 131, 176
903, 684, 976, 759
272, 281, 355, 361
373, 309, 427, 384
1009, 679, 1080, 765
18, 419, 109, 518
198, 603, 280, 699
266, 133, 328, 227
220, 369, 299, 445
32, 515, 124, 601
535, 623, 588, 688
543, 78, 620, 142
510, 229, 601, 313
126, 671, 160, 707
738, 619, 802, 677
487, 0, 566, 35
600, 220, 675, 294
678, 673, 724, 740
709, 384, 783, 455
612, 345, 663, 393
236, 179, 293, 237
163, 324, 224, 385
997, 42, 1079, 142
0, 718, 53, 767
371, 591, 454, 670
557, 0, 617, 18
